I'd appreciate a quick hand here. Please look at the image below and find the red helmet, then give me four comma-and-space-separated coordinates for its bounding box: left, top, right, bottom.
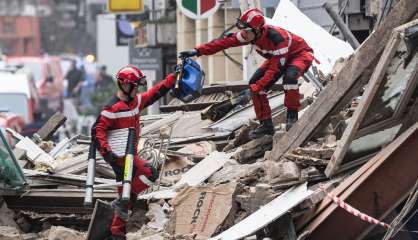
116, 65, 146, 86
237, 8, 265, 30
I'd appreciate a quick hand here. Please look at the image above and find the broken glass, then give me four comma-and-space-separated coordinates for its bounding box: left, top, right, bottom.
361, 42, 418, 128
343, 41, 418, 165
345, 124, 402, 162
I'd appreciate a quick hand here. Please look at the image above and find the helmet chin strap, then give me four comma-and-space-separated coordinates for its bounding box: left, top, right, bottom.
118, 82, 135, 102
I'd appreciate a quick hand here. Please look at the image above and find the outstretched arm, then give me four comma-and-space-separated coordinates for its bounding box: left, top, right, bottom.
196, 31, 250, 56
139, 73, 176, 110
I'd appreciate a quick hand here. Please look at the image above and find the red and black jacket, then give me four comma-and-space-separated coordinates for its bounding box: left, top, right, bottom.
195, 24, 314, 90
92, 73, 176, 157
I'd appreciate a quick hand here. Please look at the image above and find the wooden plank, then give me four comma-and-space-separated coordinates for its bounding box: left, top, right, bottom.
209, 184, 313, 240
295, 120, 418, 231
35, 112, 67, 141
54, 152, 88, 173
87, 200, 113, 240
306, 122, 418, 240
2, 188, 116, 198
269, 0, 418, 162
397, 73, 418, 134
139, 151, 232, 200
308, 67, 374, 141
324, 31, 403, 177
295, 139, 403, 230
49, 137, 73, 158
23, 169, 114, 186
13, 147, 26, 161
328, 21, 418, 176
141, 111, 182, 136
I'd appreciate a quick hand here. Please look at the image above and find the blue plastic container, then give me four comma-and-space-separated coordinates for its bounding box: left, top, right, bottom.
172, 58, 205, 103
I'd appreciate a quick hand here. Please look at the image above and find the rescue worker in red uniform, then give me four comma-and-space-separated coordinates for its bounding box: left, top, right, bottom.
180, 8, 314, 138
92, 65, 177, 240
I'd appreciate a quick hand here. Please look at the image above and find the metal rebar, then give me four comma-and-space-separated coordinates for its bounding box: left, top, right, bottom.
324, 2, 360, 49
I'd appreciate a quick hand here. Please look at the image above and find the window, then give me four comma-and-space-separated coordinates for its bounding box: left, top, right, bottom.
2, 17, 15, 34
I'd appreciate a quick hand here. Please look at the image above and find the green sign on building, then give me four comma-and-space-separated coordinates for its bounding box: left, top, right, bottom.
177, 0, 220, 19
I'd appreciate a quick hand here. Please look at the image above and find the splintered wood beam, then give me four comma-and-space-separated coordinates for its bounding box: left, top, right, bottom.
325, 29, 403, 177
269, 0, 418, 162
35, 112, 67, 141
327, 20, 418, 177
306, 122, 418, 240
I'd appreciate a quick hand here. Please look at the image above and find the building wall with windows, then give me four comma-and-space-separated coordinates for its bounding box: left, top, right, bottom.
0, 16, 41, 56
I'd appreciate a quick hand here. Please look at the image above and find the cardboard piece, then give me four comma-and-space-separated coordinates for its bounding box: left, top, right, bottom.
161, 156, 194, 184
171, 181, 238, 239
176, 141, 217, 158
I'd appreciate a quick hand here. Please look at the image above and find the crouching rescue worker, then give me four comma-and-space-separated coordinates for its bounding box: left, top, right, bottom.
92, 65, 177, 240
179, 8, 315, 137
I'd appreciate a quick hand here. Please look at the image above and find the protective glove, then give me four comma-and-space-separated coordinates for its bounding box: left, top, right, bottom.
178, 49, 198, 58
174, 63, 183, 74
144, 163, 158, 182
240, 88, 251, 97
249, 83, 262, 93
103, 151, 119, 163
238, 88, 252, 105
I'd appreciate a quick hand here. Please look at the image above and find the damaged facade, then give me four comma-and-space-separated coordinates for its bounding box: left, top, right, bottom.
0, 0, 418, 240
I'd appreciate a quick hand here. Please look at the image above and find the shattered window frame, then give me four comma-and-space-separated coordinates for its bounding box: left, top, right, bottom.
0, 129, 27, 191
346, 51, 418, 163
356, 42, 418, 138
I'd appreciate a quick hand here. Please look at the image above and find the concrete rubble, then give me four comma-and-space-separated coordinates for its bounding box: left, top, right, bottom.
0, 1, 417, 240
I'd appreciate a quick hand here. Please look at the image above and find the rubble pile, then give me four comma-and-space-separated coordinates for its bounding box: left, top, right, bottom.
0, 1, 417, 240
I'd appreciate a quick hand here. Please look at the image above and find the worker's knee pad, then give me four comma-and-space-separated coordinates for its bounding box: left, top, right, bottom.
283, 65, 301, 90
283, 65, 300, 85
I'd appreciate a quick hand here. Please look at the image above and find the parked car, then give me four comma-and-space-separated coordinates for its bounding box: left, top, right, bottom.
0, 70, 38, 142
0, 68, 44, 139
6, 56, 64, 116
0, 68, 40, 124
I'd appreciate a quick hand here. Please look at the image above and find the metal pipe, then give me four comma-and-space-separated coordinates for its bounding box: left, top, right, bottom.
84, 140, 96, 206
304, 70, 324, 91
323, 2, 360, 49
156, 127, 173, 191
121, 128, 136, 202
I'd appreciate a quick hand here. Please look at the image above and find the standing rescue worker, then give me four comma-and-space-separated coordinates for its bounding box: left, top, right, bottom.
180, 8, 314, 138
92, 65, 177, 240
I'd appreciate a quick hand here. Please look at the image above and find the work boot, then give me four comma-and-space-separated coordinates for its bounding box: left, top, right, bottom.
249, 119, 275, 139
286, 109, 298, 131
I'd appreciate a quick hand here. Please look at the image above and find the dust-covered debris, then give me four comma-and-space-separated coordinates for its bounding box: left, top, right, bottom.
2, 5, 417, 240
232, 135, 273, 164
47, 226, 85, 240
0, 225, 22, 240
